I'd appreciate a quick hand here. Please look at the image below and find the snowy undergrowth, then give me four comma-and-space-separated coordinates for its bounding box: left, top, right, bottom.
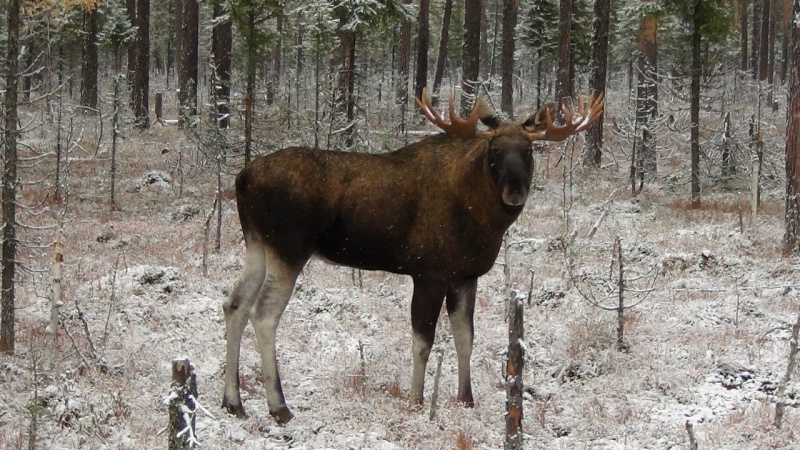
2, 131, 800, 449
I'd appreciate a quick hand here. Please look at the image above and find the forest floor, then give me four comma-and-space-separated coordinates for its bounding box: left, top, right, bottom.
1, 93, 799, 450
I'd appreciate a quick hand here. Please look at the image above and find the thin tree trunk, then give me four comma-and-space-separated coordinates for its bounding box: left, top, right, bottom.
768, 0, 776, 87
586, 0, 611, 166
174, 0, 182, 82
752, 0, 762, 78
132, 0, 150, 128
740, 0, 749, 72
81, 4, 99, 111
780, 0, 790, 83
178, 0, 198, 122
1, 0, 21, 354
500, 0, 518, 118
479, 0, 490, 78
211, 0, 232, 129
783, 0, 800, 254
397, 0, 412, 131
244, 10, 256, 163
759, 0, 770, 81
432, 0, 453, 102
690, 4, 702, 207
461, 0, 482, 115
414, 0, 431, 101
637, 11, 658, 178
127, 0, 137, 86
555, 0, 573, 120
267, 14, 283, 106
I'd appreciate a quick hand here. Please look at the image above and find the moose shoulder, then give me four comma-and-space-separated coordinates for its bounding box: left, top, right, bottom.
223, 90, 605, 423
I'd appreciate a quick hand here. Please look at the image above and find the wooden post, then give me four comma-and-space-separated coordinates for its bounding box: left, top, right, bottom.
505, 298, 524, 450
168, 358, 198, 449
155, 92, 164, 124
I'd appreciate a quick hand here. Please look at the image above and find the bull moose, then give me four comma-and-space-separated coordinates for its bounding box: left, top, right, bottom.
222, 89, 605, 423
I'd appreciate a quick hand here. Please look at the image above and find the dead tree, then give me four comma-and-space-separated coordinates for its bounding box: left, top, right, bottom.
167, 358, 212, 448
505, 297, 525, 450
568, 236, 659, 351
774, 311, 800, 428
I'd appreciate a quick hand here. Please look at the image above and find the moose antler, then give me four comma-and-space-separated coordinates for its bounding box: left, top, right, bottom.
525, 92, 605, 142
415, 88, 495, 139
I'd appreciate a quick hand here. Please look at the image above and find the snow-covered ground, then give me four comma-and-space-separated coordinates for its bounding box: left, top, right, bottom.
1, 115, 799, 449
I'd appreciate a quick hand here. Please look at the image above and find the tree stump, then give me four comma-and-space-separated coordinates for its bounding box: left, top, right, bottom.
168, 358, 198, 449
155, 92, 164, 124
505, 298, 525, 450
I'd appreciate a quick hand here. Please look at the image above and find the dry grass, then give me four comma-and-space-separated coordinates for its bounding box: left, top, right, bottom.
455, 429, 473, 450
664, 197, 783, 219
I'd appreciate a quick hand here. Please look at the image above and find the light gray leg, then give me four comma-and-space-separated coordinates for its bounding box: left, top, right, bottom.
446, 278, 477, 407
249, 250, 303, 424
222, 243, 266, 417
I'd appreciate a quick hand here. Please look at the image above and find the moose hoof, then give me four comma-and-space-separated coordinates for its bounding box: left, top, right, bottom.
222, 398, 247, 418
270, 406, 295, 425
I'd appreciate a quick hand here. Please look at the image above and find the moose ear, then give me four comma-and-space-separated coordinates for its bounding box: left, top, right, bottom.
522, 102, 557, 132
476, 97, 503, 130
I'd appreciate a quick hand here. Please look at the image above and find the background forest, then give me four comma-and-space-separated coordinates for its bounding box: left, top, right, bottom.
1, 0, 800, 449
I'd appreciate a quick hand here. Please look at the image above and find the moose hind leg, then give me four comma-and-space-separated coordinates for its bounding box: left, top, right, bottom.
409, 278, 448, 405
222, 243, 267, 417
249, 253, 304, 424
446, 278, 477, 407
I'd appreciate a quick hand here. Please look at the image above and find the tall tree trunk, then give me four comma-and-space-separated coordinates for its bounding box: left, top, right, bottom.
336, 27, 357, 147
267, 14, 283, 106
22, 39, 33, 103
767, 0, 776, 86
127, 0, 137, 84
432, 0, 453, 101
132, 0, 150, 128
1, 0, 20, 354
245, 10, 257, 163
784, 0, 800, 254
479, 0, 490, 79
461, 0, 482, 115
690, 4, 702, 207
740, 0, 749, 72
752, 0, 762, 78
637, 11, 658, 178
586, 0, 611, 167
759, 0, 770, 81
781, 0, 790, 83
126, 0, 136, 108
397, 0, 412, 130
81, 4, 99, 111
178, 0, 199, 121
414, 0, 431, 101
500, 0, 518, 118
555, 0, 573, 119
211, 0, 232, 128
174, 0, 183, 81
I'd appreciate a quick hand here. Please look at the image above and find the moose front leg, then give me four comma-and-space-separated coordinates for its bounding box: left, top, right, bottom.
409, 278, 448, 405
446, 278, 477, 407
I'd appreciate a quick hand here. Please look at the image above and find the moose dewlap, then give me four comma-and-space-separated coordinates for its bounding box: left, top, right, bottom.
221, 89, 604, 423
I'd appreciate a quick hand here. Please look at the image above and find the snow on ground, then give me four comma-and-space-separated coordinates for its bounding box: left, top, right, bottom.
1, 128, 799, 450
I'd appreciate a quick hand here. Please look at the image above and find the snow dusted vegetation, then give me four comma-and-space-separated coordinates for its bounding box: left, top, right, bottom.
1, 91, 800, 450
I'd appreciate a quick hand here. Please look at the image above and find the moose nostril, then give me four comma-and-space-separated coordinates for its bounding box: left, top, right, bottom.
502, 185, 528, 206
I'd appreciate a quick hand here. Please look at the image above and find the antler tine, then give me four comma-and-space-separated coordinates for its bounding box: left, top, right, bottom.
525, 91, 606, 142
415, 88, 485, 139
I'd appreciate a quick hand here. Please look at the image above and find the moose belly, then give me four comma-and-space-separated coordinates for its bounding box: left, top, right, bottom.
313, 230, 502, 279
